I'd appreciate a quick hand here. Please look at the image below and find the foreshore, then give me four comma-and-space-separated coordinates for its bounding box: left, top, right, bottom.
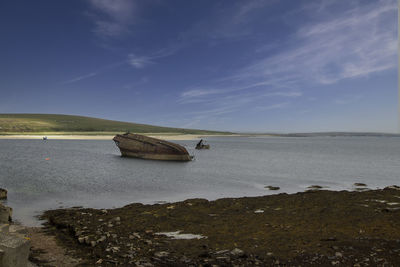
30, 186, 400, 266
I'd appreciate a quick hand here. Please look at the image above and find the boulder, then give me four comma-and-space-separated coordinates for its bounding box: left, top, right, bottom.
0, 189, 7, 200
0, 232, 30, 267
265, 186, 280, 191
0, 204, 11, 223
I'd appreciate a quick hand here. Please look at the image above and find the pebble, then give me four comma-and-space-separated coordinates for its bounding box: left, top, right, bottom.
308, 185, 323, 189
354, 183, 367, 187
387, 185, 400, 190
335, 252, 343, 258
265, 186, 280, 190
97, 236, 106, 242
230, 248, 244, 256
154, 251, 169, 257
0, 188, 7, 199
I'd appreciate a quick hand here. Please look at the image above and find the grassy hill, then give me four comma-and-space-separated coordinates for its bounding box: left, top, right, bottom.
0, 114, 230, 135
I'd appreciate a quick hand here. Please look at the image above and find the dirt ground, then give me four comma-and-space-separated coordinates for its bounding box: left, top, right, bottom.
28, 227, 82, 266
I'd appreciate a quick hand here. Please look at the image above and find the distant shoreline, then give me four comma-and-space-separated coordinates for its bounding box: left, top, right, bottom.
0, 134, 241, 141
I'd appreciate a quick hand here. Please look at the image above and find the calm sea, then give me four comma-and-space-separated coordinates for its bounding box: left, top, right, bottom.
0, 136, 399, 226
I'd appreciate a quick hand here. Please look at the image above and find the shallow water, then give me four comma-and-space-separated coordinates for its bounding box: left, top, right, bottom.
0, 136, 399, 226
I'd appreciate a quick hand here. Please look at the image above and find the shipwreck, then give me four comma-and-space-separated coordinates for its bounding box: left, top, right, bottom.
195, 139, 210, 149
113, 133, 192, 161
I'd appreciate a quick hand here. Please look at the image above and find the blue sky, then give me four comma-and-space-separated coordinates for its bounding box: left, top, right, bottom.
0, 0, 397, 132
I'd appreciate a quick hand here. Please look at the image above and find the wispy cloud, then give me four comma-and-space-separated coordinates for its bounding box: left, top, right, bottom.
177, 0, 396, 128
177, 89, 299, 128
233, 0, 397, 85
128, 54, 153, 69
179, 78, 302, 103
182, 0, 275, 42
60, 61, 125, 85
61, 72, 97, 84
254, 102, 290, 111
127, 44, 183, 69
87, 0, 135, 38
263, 91, 302, 98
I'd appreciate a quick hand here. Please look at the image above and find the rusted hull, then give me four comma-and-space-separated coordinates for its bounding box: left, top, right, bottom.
113, 133, 192, 161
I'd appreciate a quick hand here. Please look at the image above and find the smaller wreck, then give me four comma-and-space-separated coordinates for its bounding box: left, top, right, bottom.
113, 133, 192, 161
195, 139, 210, 149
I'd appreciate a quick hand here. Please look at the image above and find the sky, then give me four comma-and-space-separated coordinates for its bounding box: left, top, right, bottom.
0, 0, 398, 133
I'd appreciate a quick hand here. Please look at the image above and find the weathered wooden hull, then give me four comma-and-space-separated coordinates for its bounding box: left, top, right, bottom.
113, 133, 192, 161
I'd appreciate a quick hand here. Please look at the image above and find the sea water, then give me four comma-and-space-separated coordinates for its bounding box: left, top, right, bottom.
0, 136, 399, 226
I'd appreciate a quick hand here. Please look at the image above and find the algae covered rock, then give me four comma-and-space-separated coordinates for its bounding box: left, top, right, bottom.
0, 189, 7, 200
0, 204, 11, 223
265, 185, 280, 191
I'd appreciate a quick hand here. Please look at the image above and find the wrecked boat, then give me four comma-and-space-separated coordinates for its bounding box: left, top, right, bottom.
195, 139, 210, 149
113, 133, 192, 161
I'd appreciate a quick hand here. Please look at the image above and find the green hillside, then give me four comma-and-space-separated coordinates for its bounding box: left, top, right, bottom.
0, 114, 230, 135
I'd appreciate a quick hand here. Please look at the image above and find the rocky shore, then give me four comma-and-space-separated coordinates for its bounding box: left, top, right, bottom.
35, 186, 400, 266
0, 188, 31, 267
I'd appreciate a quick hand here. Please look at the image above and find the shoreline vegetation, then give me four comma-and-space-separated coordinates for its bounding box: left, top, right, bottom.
0, 113, 237, 140
0, 114, 231, 136
1, 114, 399, 139
27, 186, 400, 266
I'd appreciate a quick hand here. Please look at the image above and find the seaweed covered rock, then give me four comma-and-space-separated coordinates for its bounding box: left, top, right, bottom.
40, 188, 400, 266
0, 188, 7, 200
0, 204, 11, 224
